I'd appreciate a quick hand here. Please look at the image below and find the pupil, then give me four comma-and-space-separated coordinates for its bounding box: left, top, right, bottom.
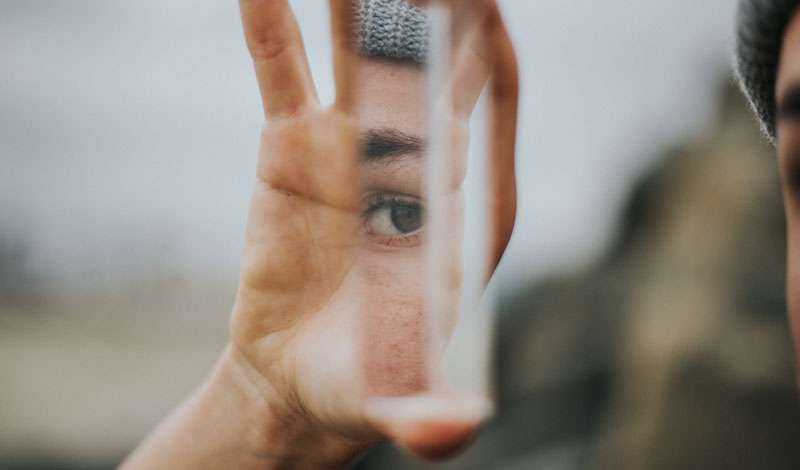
390, 204, 422, 234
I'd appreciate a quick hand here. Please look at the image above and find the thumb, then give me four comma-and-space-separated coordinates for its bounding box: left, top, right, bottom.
364, 393, 492, 461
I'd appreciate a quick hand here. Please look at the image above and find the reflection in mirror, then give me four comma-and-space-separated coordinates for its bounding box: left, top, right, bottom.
353, 0, 499, 401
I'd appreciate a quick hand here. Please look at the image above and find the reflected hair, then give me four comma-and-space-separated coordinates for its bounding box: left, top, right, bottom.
357, 0, 429, 63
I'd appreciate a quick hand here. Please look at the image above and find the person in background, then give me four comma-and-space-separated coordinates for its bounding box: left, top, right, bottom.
737, 0, 800, 369
120, 0, 519, 468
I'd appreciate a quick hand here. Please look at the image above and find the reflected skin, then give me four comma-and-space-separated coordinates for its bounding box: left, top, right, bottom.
358, 59, 444, 395
357, 59, 472, 396
121, 1, 518, 469
776, 11, 800, 369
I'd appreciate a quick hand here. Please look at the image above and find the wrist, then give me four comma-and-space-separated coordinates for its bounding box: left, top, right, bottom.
216, 345, 371, 468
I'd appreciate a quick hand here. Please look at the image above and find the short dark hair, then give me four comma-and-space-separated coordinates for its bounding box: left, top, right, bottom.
735, 0, 799, 144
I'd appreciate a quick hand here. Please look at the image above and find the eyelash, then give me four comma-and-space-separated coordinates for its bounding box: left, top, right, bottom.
362, 192, 425, 247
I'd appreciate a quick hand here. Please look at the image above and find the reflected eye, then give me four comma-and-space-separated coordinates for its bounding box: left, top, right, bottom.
363, 193, 425, 246
368, 203, 423, 235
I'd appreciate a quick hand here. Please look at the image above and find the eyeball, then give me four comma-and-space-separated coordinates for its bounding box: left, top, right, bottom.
366, 203, 424, 236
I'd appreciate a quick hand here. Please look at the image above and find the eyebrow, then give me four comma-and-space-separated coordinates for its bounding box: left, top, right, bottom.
361, 128, 424, 163
778, 84, 800, 121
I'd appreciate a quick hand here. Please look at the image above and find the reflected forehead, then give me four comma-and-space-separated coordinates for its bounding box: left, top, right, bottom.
356, 58, 426, 136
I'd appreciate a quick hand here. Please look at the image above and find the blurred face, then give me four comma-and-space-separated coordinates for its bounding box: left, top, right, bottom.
774, 12, 800, 366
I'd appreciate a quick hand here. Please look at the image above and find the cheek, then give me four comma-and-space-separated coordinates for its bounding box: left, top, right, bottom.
356, 186, 470, 392
357, 247, 464, 395
360, 252, 429, 396
785, 216, 800, 362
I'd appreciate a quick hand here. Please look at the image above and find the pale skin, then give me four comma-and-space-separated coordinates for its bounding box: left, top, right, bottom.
121, 1, 518, 468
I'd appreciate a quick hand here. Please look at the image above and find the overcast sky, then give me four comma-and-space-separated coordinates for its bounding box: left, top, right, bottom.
1, 0, 739, 294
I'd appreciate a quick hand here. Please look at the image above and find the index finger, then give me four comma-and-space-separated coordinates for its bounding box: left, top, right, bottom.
240, 0, 318, 118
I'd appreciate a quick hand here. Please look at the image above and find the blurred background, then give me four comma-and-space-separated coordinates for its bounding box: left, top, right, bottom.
3, 0, 800, 469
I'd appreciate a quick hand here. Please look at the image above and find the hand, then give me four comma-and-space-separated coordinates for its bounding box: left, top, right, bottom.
121, 1, 518, 468
233, 0, 521, 462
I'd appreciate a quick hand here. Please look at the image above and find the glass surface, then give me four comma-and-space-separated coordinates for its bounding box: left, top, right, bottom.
353, 2, 498, 400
